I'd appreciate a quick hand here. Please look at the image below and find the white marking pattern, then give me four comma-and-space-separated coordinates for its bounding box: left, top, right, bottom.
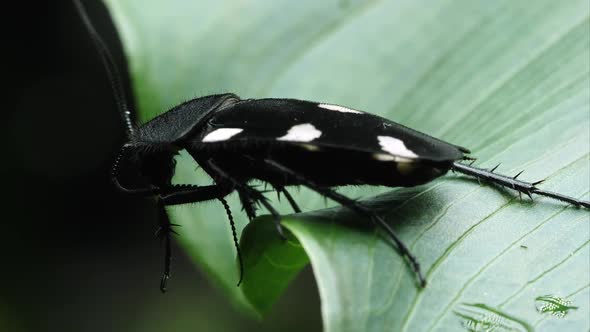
318, 103, 363, 114
372, 153, 396, 161
202, 128, 243, 142
372, 153, 414, 162
377, 136, 418, 159
278, 123, 322, 142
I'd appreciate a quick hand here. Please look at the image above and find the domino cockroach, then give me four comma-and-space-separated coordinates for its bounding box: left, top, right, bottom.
75, 0, 589, 292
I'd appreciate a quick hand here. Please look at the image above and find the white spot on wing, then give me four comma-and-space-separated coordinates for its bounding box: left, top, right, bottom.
202, 128, 243, 142
318, 103, 363, 114
278, 123, 322, 142
372, 153, 414, 162
372, 153, 396, 161
377, 136, 418, 159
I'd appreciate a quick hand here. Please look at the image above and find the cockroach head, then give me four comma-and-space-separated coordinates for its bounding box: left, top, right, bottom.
112, 142, 180, 192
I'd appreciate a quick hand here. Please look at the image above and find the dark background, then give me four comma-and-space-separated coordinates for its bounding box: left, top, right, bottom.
2, 1, 320, 331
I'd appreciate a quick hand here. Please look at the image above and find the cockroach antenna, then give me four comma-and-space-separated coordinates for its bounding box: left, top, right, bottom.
73, 0, 135, 137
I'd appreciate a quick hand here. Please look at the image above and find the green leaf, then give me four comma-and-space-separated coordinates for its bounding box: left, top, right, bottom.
105, 0, 589, 330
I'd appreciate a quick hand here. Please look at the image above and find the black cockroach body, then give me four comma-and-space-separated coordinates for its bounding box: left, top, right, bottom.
75, 0, 589, 292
